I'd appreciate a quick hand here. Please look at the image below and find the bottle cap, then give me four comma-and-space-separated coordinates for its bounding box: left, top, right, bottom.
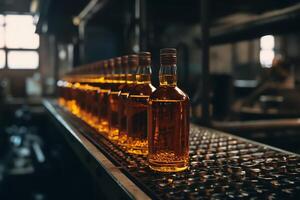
108, 58, 115, 68
160, 48, 177, 66
114, 57, 122, 69
138, 52, 151, 66
122, 55, 128, 67
128, 54, 138, 68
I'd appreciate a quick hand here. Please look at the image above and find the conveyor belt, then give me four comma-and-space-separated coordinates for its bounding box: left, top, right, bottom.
44, 100, 300, 200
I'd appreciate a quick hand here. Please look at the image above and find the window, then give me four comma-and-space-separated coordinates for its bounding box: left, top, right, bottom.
8, 51, 39, 69
0, 50, 5, 68
0, 14, 39, 69
259, 35, 275, 68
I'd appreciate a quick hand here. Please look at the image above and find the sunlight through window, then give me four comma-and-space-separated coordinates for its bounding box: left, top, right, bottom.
0, 50, 5, 68
0, 26, 4, 48
8, 51, 39, 69
0, 15, 4, 25
5, 15, 39, 49
0, 15, 4, 48
0, 14, 39, 69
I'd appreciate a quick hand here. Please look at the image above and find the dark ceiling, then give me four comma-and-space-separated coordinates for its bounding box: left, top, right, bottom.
0, 0, 32, 13
37, 0, 300, 27
2, 0, 299, 20
34, 0, 300, 42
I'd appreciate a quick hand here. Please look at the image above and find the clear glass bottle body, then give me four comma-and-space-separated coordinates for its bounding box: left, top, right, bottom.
148, 62, 190, 172
85, 84, 100, 128
86, 63, 110, 134
96, 72, 111, 134
118, 55, 139, 145
127, 66, 155, 155
118, 72, 136, 145
57, 80, 66, 106
69, 79, 81, 116
108, 58, 123, 141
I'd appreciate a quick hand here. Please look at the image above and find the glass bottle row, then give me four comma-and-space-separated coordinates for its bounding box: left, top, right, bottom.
57, 48, 190, 172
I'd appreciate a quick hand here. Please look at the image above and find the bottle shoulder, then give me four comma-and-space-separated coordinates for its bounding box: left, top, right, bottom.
129, 83, 156, 96
150, 86, 189, 101
120, 83, 136, 93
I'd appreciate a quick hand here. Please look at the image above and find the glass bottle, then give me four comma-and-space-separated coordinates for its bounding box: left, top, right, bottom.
118, 54, 138, 145
86, 63, 101, 129
70, 69, 82, 116
127, 52, 155, 155
80, 65, 95, 123
108, 57, 122, 141
96, 60, 111, 134
88, 62, 102, 131
57, 79, 65, 106
148, 48, 190, 172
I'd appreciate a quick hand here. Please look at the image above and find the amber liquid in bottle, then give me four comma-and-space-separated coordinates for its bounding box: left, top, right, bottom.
83, 69, 92, 124
58, 79, 72, 107
84, 62, 107, 134
95, 60, 111, 134
148, 48, 190, 172
64, 76, 73, 111
85, 85, 100, 128
127, 52, 155, 155
85, 64, 102, 130
79, 79, 93, 122
70, 82, 81, 116
57, 80, 65, 106
77, 66, 94, 122
118, 55, 138, 145
108, 57, 123, 141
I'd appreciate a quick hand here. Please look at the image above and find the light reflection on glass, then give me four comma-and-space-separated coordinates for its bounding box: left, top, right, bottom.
8, 51, 39, 69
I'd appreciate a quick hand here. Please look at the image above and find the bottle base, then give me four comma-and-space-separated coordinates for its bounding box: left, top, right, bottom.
126, 139, 148, 155
148, 161, 188, 172
148, 153, 189, 172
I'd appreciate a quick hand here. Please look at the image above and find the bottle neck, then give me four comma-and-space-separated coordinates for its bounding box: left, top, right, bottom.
159, 65, 177, 86
136, 65, 152, 84
126, 67, 136, 84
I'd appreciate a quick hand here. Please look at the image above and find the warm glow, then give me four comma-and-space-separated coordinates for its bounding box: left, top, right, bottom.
73, 17, 80, 26
8, 51, 39, 69
260, 35, 275, 68
0, 50, 5, 68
